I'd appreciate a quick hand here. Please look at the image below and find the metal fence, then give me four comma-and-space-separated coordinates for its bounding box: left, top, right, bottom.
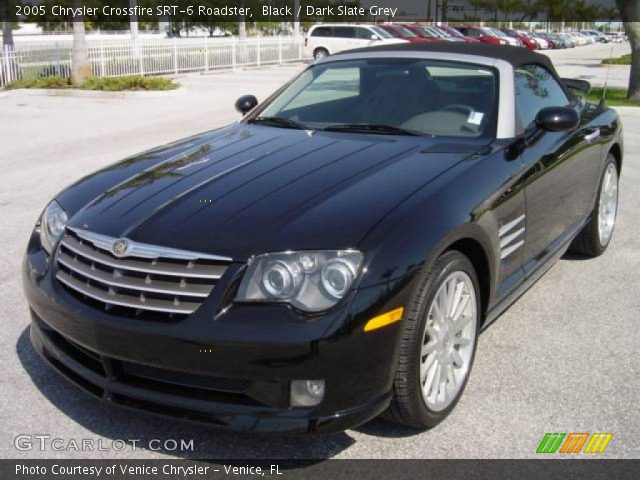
1, 36, 307, 86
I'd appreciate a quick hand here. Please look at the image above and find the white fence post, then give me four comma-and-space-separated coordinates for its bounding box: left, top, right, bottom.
1, 45, 9, 84
173, 36, 178, 74
257, 38, 261, 67
138, 40, 144, 76
278, 36, 282, 65
204, 35, 209, 72
232, 38, 236, 72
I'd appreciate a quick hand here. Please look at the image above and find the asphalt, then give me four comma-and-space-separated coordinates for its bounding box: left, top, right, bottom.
0, 42, 638, 459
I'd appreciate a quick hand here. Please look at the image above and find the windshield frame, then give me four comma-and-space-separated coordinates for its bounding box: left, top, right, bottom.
242, 57, 501, 140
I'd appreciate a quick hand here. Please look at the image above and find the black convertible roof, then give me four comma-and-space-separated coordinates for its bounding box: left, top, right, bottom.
333, 42, 557, 72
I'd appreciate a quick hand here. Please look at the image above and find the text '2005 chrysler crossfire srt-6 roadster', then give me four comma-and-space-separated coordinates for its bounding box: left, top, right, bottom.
23, 43, 622, 433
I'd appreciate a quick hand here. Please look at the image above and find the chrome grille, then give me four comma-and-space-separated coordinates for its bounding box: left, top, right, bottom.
55, 228, 232, 319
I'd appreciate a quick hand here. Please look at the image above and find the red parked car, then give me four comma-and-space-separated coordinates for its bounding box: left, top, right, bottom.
436, 25, 481, 43
377, 24, 432, 43
500, 28, 538, 50
452, 26, 509, 45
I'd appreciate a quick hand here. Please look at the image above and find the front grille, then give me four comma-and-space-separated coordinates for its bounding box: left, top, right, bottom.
122, 361, 252, 393
55, 228, 232, 320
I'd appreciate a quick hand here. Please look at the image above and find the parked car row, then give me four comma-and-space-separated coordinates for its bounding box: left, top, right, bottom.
305, 24, 624, 60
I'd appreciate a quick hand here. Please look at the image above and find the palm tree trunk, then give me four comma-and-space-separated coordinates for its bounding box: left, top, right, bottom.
1, 0, 14, 48
239, 0, 246, 39
615, 1, 639, 100
70, 0, 92, 86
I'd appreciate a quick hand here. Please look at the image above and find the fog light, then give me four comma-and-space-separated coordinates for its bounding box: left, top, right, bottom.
290, 380, 325, 407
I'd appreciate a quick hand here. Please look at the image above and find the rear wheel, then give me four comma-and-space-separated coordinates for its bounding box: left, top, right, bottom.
569, 155, 619, 257
313, 48, 329, 61
385, 251, 480, 428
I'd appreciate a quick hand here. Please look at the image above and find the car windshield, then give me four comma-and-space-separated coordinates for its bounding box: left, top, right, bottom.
251, 59, 497, 138
481, 28, 498, 37
444, 27, 464, 37
370, 26, 394, 38
397, 26, 418, 37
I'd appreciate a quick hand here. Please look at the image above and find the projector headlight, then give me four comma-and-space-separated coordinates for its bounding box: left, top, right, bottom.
38, 200, 68, 255
235, 250, 364, 313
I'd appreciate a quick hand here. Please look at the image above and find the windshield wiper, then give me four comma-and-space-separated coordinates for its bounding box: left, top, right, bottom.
248, 116, 311, 130
322, 123, 422, 136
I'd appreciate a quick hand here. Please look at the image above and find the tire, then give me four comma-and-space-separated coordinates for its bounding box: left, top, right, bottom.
384, 250, 480, 429
313, 48, 329, 61
569, 154, 619, 257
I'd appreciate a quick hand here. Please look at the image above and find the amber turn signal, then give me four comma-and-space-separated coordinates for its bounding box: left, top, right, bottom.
363, 307, 404, 332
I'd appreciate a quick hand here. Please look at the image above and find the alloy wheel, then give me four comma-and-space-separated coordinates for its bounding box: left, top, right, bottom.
420, 271, 477, 412
598, 162, 618, 246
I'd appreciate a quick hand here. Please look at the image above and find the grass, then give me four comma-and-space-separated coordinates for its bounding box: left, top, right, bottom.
587, 87, 640, 107
602, 53, 631, 65
4, 75, 180, 91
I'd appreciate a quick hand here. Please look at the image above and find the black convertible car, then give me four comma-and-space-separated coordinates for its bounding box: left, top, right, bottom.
23, 43, 622, 433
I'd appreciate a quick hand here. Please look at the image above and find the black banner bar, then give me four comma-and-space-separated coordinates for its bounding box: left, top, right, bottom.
2, 459, 640, 480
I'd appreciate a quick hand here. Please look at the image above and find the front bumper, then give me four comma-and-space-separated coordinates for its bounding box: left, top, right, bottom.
22, 238, 414, 434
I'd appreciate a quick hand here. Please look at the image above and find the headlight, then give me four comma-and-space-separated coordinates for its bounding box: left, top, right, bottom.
38, 200, 68, 255
235, 250, 364, 313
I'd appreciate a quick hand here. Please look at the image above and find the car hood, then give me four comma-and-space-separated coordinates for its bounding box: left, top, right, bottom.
61, 124, 490, 260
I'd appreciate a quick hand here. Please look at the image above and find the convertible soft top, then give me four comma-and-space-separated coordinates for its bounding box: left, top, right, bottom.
333, 42, 557, 73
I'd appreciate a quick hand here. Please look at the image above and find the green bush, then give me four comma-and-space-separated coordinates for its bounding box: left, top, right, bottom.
587, 87, 640, 107
4, 76, 71, 90
82, 76, 180, 91
4, 75, 180, 91
602, 54, 632, 65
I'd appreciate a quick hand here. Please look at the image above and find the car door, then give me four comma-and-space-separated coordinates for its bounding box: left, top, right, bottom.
517, 64, 603, 274
332, 26, 358, 52
354, 26, 379, 47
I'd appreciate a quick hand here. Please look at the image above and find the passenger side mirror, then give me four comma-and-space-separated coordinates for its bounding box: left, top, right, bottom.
535, 107, 580, 132
235, 95, 258, 115
562, 78, 591, 95
371, 34, 380, 40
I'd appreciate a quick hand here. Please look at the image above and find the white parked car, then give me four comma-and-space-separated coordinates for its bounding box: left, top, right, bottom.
305, 24, 408, 61
567, 32, 588, 46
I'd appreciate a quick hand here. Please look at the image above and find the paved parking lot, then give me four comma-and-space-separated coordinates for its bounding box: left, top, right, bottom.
0, 42, 638, 459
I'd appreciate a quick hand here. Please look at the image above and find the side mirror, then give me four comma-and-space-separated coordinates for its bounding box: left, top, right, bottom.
235, 95, 258, 115
562, 78, 591, 95
371, 34, 380, 40
535, 106, 580, 132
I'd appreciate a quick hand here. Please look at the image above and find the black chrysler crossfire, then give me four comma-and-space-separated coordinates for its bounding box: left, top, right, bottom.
23, 43, 623, 433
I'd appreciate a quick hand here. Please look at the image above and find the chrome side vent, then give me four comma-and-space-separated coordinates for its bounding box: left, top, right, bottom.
55, 229, 232, 319
499, 214, 526, 260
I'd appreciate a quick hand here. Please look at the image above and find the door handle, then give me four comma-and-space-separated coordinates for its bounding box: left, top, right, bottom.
584, 128, 600, 143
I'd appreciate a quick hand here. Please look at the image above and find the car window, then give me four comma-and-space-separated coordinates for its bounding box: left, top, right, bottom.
370, 26, 394, 38
356, 27, 373, 39
515, 64, 569, 128
398, 26, 417, 37
333, 27, 355, 38
257, 59, 498, 138
310, 27, 330, 37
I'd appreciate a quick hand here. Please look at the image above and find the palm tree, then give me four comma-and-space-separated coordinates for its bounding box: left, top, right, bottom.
70, 0, 92, 85
238, 0, 246, 40
615, 0, 640, 100
601, 6, 620, 30
0, 0, 20, 83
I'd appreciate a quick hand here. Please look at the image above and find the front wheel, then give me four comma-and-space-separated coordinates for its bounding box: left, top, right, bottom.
313, 48, 329, 61
569, 155, 619, 257
384, 251, 480, 429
